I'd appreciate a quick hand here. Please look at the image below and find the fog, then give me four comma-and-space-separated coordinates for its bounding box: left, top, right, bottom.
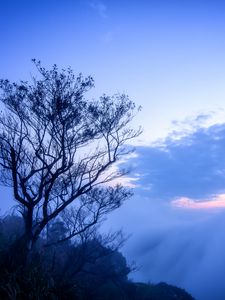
105, 121, 225, 300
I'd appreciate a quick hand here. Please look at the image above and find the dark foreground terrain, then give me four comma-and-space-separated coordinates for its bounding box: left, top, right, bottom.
0, 215, 195, 300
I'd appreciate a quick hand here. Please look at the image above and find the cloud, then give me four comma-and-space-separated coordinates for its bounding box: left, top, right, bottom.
89, 1, 108, 19
172, 194, 225, 210
103, 120, 225, 300
105, 194, 225, 300
125, 122, 225, 202
128, 209, 225, 300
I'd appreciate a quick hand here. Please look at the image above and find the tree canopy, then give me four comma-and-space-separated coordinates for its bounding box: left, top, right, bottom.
0, 60, 141, 258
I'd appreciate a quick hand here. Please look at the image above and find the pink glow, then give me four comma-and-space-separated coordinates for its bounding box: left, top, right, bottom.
172, 194, 225, 210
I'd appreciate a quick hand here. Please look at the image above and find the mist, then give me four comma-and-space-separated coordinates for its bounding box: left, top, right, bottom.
105, 120, 225, 300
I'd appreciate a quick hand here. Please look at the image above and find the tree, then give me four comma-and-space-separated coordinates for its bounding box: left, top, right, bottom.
0, 60, 141, 261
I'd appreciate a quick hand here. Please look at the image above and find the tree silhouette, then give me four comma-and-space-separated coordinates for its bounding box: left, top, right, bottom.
0, 60, 141, 261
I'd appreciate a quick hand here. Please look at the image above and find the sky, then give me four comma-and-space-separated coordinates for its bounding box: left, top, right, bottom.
105, 123, 225, 300
1, 1, 225, 299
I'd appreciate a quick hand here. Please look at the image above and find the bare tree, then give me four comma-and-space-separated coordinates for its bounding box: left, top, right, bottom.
0, 60, 141, 259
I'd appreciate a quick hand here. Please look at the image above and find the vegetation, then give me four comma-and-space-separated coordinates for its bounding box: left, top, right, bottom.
0, 62, 195, 299
0, 215, 195, 300
0, 60, 141, 264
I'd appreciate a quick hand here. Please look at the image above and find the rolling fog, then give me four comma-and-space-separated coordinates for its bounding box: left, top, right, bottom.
106, 120, 225, 300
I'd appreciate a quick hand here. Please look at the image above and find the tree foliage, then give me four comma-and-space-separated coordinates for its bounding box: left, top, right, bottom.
0, 60, 141, 256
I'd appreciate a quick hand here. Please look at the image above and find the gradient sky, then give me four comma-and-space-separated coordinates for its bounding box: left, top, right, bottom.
1, 1, 225, 299
1, 0, 225, 142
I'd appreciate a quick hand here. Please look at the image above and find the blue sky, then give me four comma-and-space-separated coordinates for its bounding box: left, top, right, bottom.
1, 0, 225, 142
1, 1, 225, 299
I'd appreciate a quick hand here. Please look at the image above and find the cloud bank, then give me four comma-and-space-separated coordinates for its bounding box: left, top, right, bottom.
106, 121, 225, 300
130, 122, 225, 202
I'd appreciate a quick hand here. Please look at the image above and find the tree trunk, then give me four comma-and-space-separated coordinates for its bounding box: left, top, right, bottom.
3, 209, 36, 269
